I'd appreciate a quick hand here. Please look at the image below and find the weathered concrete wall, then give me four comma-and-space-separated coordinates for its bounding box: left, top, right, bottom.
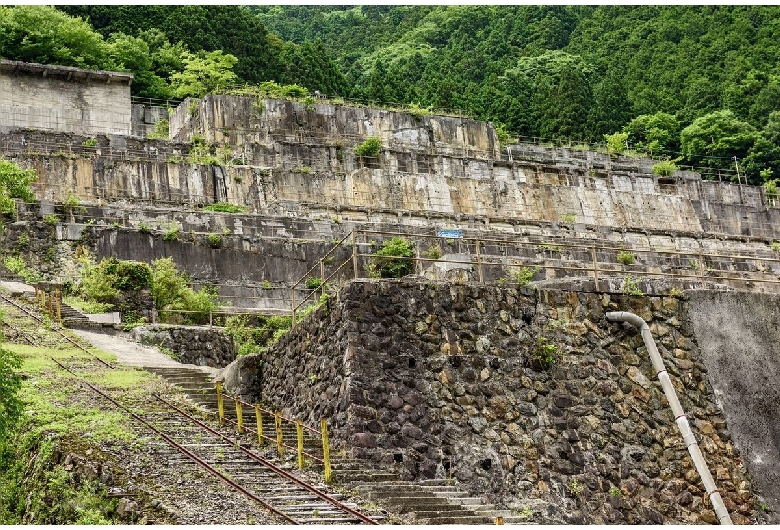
223, 279, 772, 524
684, 291, 780, 521
0, 60, 132, 136
171, 96, 501, 160
130, 324, 235, 368
131, 104, 169, 138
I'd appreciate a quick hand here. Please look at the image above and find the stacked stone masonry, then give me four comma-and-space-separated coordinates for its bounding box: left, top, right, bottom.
223, 280, 773, 524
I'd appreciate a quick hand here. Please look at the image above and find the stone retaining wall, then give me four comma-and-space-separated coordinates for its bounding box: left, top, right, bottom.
223, 279, 772, 524
130, 324, 235, 368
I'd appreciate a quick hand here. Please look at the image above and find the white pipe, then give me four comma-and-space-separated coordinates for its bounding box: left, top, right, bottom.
606, 311, 733, 525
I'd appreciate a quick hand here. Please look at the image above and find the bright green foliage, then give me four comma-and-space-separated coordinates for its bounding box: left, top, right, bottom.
354, 136, 382, 157
0, 6, 108, 69
531, 337, 559, 369
604, 132, 629, 155
170, 50, 239, 98
3, 256, 41, 284
616, 250, 636, 265
305, 277, 323, 289
368, 237, 415, 278
207, 233, 222, 248
202, 202, 248, 213
680, 110, 759, 181
150, 257, 217, 323
623, 112, 680, 156
0, 347, 23, 440
652, 159, 678, 177
0, 158, 36, 215
146, 119, 169, 140
513, 266, 540, 286
79, 257, 152, 303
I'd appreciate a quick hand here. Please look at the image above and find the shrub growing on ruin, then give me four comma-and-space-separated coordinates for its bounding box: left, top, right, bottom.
354, 136, 382, 158
202, 202, 247, 213
652, 159, 678, 176
616, 250, 636, 265
0, 157, 36, 216
368, 237, 415, 278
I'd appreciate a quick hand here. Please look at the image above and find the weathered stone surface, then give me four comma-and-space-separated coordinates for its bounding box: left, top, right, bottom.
219, 280, 769, 525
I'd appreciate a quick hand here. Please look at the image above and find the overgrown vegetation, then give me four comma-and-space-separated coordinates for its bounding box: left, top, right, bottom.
530, 336, 559, 370
513, 266, 540, 286
621, 276, 643, 296
202, 202, 248, 213
146, 118, 169, 140
148, 258, 216, 324
353, 136, 382, 158
616, 250, 636, 265
0, 157, 36, 217
367, 237, 415, 278
0, 336, 159, 523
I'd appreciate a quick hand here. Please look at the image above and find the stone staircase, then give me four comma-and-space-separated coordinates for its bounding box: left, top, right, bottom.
142, 365, 524, 524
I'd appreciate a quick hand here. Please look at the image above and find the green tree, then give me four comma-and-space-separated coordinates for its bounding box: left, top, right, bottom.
0, 158, 36, 215
0, 5, 108, 69
623, 112, 681, 155
680, 110, 760, 182
169, 50, 239, 98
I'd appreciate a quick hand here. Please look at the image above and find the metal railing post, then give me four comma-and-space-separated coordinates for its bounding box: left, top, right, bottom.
56, 289, 61, 322
235, 398, 244, 434
291, 287, 296, 328
352, 230, 359, 279
255, 405, 263, 445
321, 418, 332, 484
275, 412, 284, 457
296, 420, 305, 469
475, 238, 484, 283
319, 259, 325, 296
216, 381, 224, 425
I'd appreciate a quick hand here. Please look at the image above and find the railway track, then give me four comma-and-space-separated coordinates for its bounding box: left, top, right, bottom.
1, 294, 382, 525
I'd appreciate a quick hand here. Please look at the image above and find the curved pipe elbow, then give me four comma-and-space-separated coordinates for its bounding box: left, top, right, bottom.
606, 311, 648, 330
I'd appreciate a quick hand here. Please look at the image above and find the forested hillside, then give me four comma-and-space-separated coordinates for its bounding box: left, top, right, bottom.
256, 5, 780, 184
0, 5, 778, 183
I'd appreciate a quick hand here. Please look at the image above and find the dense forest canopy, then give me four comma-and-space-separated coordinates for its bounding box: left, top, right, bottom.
0, 5, 778, 183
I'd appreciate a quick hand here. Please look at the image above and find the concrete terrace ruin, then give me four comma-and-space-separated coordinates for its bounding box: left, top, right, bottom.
1, 61, 778, 523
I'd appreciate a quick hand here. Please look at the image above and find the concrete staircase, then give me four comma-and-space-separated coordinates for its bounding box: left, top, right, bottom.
333, 459, 521, 524
143, 365, 523, 524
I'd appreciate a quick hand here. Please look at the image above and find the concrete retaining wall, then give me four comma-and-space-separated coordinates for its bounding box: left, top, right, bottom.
0, 60, 132, 136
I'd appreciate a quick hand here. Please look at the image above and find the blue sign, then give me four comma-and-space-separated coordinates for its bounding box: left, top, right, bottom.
437, 229, 463, 239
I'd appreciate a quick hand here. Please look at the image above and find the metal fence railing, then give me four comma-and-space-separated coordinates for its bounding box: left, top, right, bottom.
290, 227, 780, 325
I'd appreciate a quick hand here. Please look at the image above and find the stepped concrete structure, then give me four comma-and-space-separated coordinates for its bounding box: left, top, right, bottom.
1, 65, 779, 523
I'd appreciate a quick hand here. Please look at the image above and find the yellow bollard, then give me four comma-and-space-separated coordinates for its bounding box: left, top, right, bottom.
255, 405, 263, 445
297, 421, 305, 469
275, 412, 284, 457
215, 382, 224, 425
495, 516, 504, 525
321, 418, 332, 484
235, 398, 244, 434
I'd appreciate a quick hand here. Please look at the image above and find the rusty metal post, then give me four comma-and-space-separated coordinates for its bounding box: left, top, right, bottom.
235, 398, 244, 434
56, 289, 62, 322
255, 405, 263, 445
215, 381, 224, 425
475, 238, 484, 283
275, 412, 284, 457
352, 230, 358, 279
319, 259, 325, 296
296, 420, 305, 469
321, 418, 332, 484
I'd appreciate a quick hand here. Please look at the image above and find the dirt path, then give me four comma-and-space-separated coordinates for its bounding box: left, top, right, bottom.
72, 328, 221, 376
